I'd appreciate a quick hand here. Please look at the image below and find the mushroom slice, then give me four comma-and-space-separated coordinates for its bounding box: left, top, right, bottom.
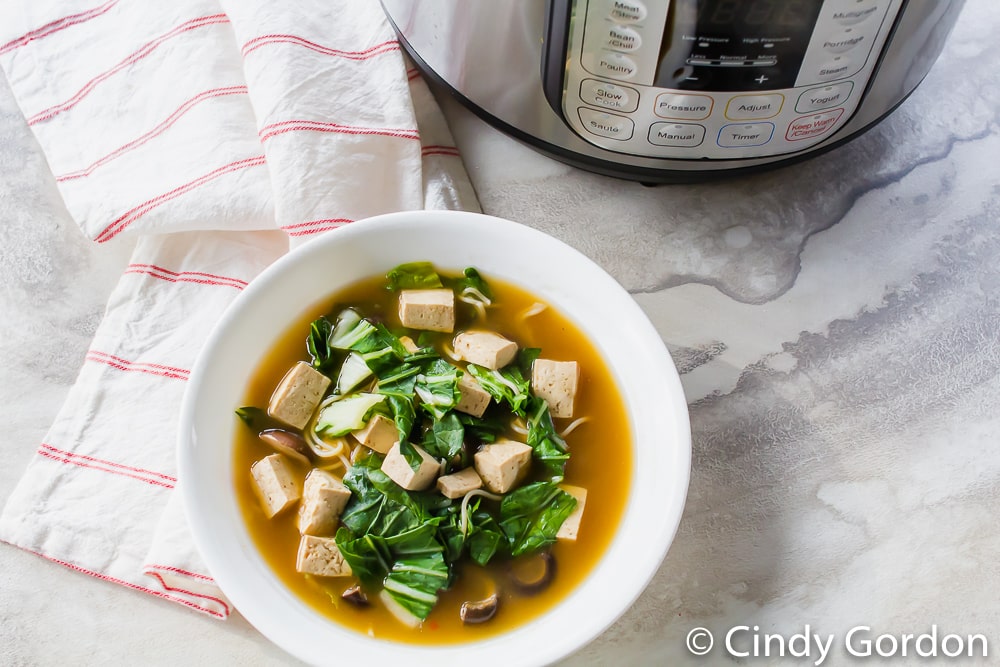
507, 551, 556, 595
341, 584, 369, 607
460, 593, 498, 624
258, 429, 312, 465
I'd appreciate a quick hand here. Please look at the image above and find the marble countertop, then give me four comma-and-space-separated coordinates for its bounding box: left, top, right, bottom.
3, 2, 999, 664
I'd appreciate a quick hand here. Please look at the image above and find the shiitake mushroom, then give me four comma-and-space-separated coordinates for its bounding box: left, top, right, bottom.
507, 551, 556, 595
460, 593, 498, 624
258, 429, 312, 465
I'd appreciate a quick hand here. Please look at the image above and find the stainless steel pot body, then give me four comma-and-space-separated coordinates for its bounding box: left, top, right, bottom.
381, 0, 965, 181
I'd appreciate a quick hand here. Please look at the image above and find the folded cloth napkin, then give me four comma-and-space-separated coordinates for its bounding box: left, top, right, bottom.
0, 0, 479, 618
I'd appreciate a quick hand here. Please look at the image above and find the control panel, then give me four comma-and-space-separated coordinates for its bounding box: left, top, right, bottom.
559, 0, 903, 159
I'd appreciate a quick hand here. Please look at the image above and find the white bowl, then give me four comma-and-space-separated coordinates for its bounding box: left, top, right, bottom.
179, 210, 690, 666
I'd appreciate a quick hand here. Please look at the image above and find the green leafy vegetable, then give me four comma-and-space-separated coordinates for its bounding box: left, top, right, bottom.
465, 363, 532, 416
386, 262, 444, 290
424, 412, 465, 461
499, 481, 578, 557
234, 406, 279, 431
414, 359, 461, 420
525, 396, 571, 481
306, 316, 336, 372
315, 393, 386, 436
335, 352, 373, 394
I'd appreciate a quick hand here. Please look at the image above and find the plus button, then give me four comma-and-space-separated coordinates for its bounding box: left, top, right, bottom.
754, 74, 769, 85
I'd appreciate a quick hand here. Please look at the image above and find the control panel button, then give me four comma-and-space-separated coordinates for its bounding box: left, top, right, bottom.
654, 93, 713, 120
578, 107, 634, 141
823, 28, 868, 54
725, 94, 784, 120
813, 56, 858, 81
648, 123, 706, 148
607, 0, 647, 23
830, 2, 882, 26
796, 82, 853, 113
580, 79, 640, 113
595, 51, 639, 79
785, 108, 845, 141
718, 123, 775, 148
605, 24, 642, 52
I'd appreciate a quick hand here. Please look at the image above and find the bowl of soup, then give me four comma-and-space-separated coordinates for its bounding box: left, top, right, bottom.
179, 210, 690, 666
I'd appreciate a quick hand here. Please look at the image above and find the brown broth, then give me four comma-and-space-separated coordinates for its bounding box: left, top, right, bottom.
234, 272, 632, 645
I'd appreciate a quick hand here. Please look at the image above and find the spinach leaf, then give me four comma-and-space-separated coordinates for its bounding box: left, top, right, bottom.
335, 528, 392, 588
499, 481, 578, 557
517, 347, 542, 378
424, 412, 465, 461
456, 410, 506, 444
525, 396, 571, 481
467, 511, 504, 566
386, 262, 443, 290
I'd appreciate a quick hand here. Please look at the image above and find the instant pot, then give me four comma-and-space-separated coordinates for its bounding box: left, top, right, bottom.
381, 0, 965, 181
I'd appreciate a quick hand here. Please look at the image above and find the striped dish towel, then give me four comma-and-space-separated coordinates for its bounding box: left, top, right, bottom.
0, 0, 478, 618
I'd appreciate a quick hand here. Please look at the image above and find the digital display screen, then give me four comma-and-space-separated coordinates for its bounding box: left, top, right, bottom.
654, 0, 825, 91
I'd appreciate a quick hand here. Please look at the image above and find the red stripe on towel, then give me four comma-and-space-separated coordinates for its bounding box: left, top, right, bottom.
38, 444, 177, 483
27, 14, 230, 126
143, 564, 216, 582
37, 450, 175, 490
259, 119, 419, 143
85, 351, 191, 381
281, 218, 353, 237
124, 263, 248, 289
421, 145, 461, 157
27, 550, 226, 618
241, 34, 399, 59
56, 86, 249, 182
94, 154, 267, 243
0, 0, 119, 55
146, 571, 232, 615
406, 67, 421, 81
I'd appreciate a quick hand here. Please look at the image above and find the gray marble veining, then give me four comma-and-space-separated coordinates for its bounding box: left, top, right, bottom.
2, 1, 999, 664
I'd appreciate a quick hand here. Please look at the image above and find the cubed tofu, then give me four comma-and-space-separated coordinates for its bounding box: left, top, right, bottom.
351, 413, 398, 454
296, 535, 353, 577
436, 467, 483, 499
267, 361, 331, 429
297, 469, 352, 536
250, 454, 301, 518
557, 484, 587, 541
381, 442, 440, 491
399, 289, 455, 333
453, 331, 518, 370
474, 438, 532, 494
455, 373, 491, 418
531, 359, 580, 419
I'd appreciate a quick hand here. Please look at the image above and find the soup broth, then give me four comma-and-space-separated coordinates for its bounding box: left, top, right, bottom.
234, 270, 632, 644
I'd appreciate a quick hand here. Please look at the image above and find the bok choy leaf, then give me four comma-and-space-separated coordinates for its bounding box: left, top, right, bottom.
499, 481, 578, 557
386, 262, 443, 290
315, 393, 385, 437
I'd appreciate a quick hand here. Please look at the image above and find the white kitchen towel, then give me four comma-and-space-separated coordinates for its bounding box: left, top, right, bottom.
0, 0, 479, 617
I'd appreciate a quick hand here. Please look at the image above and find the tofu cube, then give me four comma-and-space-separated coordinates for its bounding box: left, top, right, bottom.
474, 438, 532, 494
453, 331, 518, 370
250, 454, 301, 518
436, 467, 483, 499
455, 373, 491, 418
351, 413, 398, 454
557, 484, 587, 541
381, 442, 440, 491
531, 359, 580, 418
267, 361, 331, 429
297, 469, 352, 536
296, 535, 353, 577
399, 289, 455, 332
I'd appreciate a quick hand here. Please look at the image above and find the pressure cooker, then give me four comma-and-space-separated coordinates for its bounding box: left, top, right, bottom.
381, 0, 965, 181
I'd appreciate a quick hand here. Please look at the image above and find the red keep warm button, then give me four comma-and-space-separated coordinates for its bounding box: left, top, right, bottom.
785, 108, 845, 141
